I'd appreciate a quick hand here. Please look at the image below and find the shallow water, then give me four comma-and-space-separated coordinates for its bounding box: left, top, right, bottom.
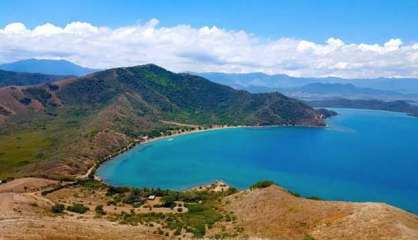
97, 108, 418, 214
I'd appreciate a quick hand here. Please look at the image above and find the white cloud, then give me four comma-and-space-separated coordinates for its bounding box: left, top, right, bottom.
3, 23, 28, 34
0, 19, 418, 78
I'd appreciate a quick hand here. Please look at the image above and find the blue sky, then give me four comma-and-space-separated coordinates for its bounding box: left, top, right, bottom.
0, 0, 417, 78
1, 0, 417, 43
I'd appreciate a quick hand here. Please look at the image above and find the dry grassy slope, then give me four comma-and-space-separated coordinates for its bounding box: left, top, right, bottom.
0, 87, 44, 115
226, 185, 418, 240
0, 177, 58, 193
0, 192, 163, 240
0, 178, 162, 240
0, 218, 164, 240
0, 179, 417, 240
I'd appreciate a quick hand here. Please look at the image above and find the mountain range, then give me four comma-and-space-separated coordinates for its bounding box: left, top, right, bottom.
0, 59, 97, 76
3, 59, 418, 101
197, 72, 418, 97
281, 83, 414, 101
0, 64, 326, 178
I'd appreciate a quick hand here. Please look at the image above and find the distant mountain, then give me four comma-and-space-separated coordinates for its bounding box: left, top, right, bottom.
0, 59, 98, 76
309, 98, 418, 116
0, 64, 326, 178
282, 83, 408, 101
197, 72, 418, 95
0, 69, 68, 87
197, 72, 314, 90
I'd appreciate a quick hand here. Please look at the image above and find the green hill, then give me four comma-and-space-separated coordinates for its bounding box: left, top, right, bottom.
0, 64, 326, 178
0, 69, 67, 87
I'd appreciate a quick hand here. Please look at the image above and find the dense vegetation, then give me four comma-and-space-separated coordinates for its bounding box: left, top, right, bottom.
0, 64, 325, 178
0, 69, 67, 87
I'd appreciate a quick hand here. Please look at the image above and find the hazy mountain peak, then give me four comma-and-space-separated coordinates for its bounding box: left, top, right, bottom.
0, 59, 98, 76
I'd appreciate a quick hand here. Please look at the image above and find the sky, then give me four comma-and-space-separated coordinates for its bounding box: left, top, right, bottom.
0, 0, 418, 78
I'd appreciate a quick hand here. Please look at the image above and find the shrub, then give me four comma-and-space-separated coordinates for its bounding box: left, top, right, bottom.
51, 203, 65, 213
192, 224, 206, 238
95, 205, 105, 215
174, 227, 182, 235
18, 97, 32, 105
132, 202, 143, 208
67, 203, 89, 214
226, 187, 238, 195
80, 179, 103, 190
106, 186, 130, 196
161, 192, 177, 208
186, 203, 207, 213
181, 203, 223, 237
307, 196, 321, 200
123, 192, 143, 204
304, 235, 315, 240
289, 191, 301, 197
249, 180, 274, 190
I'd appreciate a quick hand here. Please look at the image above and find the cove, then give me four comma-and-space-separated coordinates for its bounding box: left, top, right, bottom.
97, 108, 418, 214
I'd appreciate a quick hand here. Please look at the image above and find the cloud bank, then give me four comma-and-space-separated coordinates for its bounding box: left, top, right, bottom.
1, 19, 418, 78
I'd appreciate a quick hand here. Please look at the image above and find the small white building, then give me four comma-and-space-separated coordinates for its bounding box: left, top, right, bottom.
148, 195, 156, 200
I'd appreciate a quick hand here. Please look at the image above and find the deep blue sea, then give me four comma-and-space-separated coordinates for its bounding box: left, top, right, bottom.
97, 108, 418, 214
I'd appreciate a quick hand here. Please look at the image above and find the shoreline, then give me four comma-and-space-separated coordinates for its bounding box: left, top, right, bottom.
139, 123, 327, 147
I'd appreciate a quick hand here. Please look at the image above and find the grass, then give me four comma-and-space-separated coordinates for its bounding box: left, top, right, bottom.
0, 131, 50, 178
0, 107, 104, 178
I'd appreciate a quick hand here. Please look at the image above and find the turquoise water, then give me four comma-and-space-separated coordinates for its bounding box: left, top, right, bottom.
97, 108, 418, 214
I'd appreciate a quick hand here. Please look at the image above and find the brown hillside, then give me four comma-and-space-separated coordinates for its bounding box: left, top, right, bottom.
226, 185, 418, 240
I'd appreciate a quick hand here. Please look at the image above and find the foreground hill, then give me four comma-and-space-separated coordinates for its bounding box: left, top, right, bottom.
0, 64, 325, 178
0, 69, 67, 87
0, 179, 416, 240
226, 185, 418, 240
0, 59, 97, 76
